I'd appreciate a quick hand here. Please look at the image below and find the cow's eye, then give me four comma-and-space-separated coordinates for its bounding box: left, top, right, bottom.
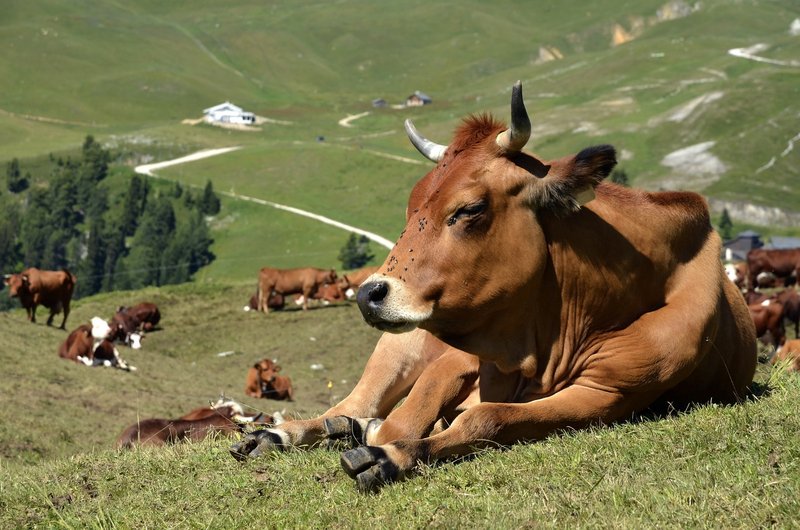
447, 200, 487, 226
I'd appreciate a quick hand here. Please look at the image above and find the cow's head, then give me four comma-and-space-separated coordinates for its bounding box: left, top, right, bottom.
357, 81, 616, 339
4, 273, 27, 297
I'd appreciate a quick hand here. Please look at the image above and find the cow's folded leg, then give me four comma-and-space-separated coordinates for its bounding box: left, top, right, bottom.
322, 416, 382, 448
340, 384, 643, 492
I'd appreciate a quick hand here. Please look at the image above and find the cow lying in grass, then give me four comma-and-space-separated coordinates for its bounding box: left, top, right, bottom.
117, 399, 271, 449
231, 81, 757, 492
244, 358, 294, 401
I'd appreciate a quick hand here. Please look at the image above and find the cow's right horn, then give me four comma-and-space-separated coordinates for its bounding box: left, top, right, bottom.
405, 119, 447, 163
496, 80, 531, 153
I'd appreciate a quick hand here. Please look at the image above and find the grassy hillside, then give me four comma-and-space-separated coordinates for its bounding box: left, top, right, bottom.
1, 282, 799, 527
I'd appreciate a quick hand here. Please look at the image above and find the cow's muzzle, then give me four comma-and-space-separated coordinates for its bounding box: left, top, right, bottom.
356, 280, 424, 333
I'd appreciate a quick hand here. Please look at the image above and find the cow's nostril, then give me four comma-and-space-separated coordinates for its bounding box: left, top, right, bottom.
367, 281, 388, 304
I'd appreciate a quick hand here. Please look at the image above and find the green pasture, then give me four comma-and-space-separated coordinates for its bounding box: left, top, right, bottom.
1, 281, 799, 528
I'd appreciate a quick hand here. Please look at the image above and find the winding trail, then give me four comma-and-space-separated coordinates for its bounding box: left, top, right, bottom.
134, 147, 395, 250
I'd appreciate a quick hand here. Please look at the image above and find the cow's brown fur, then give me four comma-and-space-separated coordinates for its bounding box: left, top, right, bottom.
256, 267, 337, 313
4, 267, 75, 329
59, 323, 130, 368
338, 266, 381, 292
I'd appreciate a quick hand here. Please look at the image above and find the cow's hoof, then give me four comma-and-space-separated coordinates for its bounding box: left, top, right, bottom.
229, 429, 289, 461
323, 416, 382, 447
340, 446, 400, 493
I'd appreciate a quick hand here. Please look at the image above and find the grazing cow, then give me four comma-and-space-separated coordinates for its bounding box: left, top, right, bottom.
748, 301, 785, 349
256, 267, 338, 313
747, 248, 800, 291
772, 339, 800, 372
244, 358, 294, 400
338, 266, 382, 298
3, 268, 76, 329
58, 322, 136, 371
231, 82, 757, 492
116, 403, 268, 449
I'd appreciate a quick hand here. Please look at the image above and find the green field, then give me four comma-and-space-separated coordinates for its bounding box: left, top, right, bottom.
3, 1, 800, 526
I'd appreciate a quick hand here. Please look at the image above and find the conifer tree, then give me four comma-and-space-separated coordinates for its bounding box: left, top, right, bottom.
6, 158, 29, 193
338, 233, 374, 270
199, 180, 221, 216
719, 208, 733, 241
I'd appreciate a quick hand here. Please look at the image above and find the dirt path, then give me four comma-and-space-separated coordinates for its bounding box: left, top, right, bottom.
134, 148, 395, 250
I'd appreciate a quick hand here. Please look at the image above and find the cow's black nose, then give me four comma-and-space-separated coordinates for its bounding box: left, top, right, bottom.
360, 281, 388, 306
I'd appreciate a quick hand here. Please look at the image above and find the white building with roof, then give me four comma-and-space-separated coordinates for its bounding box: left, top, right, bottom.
203, 102, 255, 125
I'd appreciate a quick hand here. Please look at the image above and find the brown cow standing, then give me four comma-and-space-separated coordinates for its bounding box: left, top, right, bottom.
772, 339, 800, 372
257, 267, 337, 313
3, 267, 75, 329
747, 248, 800, 291
244, 358, 294, 401
231, 82, 757, 492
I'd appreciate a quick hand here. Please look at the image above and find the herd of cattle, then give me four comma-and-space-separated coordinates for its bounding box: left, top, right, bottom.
2, 264, 378, 448
725, 247, 800, 361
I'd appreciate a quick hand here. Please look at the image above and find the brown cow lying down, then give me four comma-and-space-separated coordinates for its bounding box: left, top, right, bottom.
338, 266, 381, 298
772, 339, 800, 372
116, 400, 271, 449
59, 321, 136, 371
3, 267, 76, 329
231, 82, 757, 492
256, 267, 337, 313
244, 358, 294, 401
244, 292, 285, 312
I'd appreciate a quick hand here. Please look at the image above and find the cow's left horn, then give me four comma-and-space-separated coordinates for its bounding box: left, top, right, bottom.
404, 119, 447, 163
496, 81, 531, 153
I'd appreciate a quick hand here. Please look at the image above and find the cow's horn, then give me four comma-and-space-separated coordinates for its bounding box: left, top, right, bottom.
404, 119, 447, 163
496, 81, 531, 153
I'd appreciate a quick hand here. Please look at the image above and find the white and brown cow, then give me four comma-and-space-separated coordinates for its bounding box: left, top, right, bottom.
231, 82, 757, 492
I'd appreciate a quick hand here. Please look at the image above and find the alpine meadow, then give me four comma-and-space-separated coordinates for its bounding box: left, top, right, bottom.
2, 1, 800, 528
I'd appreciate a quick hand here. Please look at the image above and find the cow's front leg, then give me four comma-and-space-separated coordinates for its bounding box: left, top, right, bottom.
27, 305, 36, 323
46, 309, 56, 327
326, 348, 480, 447
341, 384, 646, 492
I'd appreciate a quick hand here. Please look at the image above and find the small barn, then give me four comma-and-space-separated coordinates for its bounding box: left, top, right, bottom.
203, 102, 256, 125
405, 91, 432, 107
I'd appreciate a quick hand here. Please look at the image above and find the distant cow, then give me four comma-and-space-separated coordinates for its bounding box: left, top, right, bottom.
3, 267, 76, 329
115, 402, 268, 449
748, 300, 785, 349
58, 322, 136, 371
244, 358, 294, 401
338, 265, 381, 298
773, 289, 800, 337
294, 282, 346, 307
107, 311, 143, 349
124, 302, 161, 331
747, 248, 800, 291
724, 262, 747, 291
244, 292, 285, 312
257, 267, 338, 313
772, 339, 800, 372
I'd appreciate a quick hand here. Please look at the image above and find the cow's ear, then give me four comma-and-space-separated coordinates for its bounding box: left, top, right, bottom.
532, 144, 616, 214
